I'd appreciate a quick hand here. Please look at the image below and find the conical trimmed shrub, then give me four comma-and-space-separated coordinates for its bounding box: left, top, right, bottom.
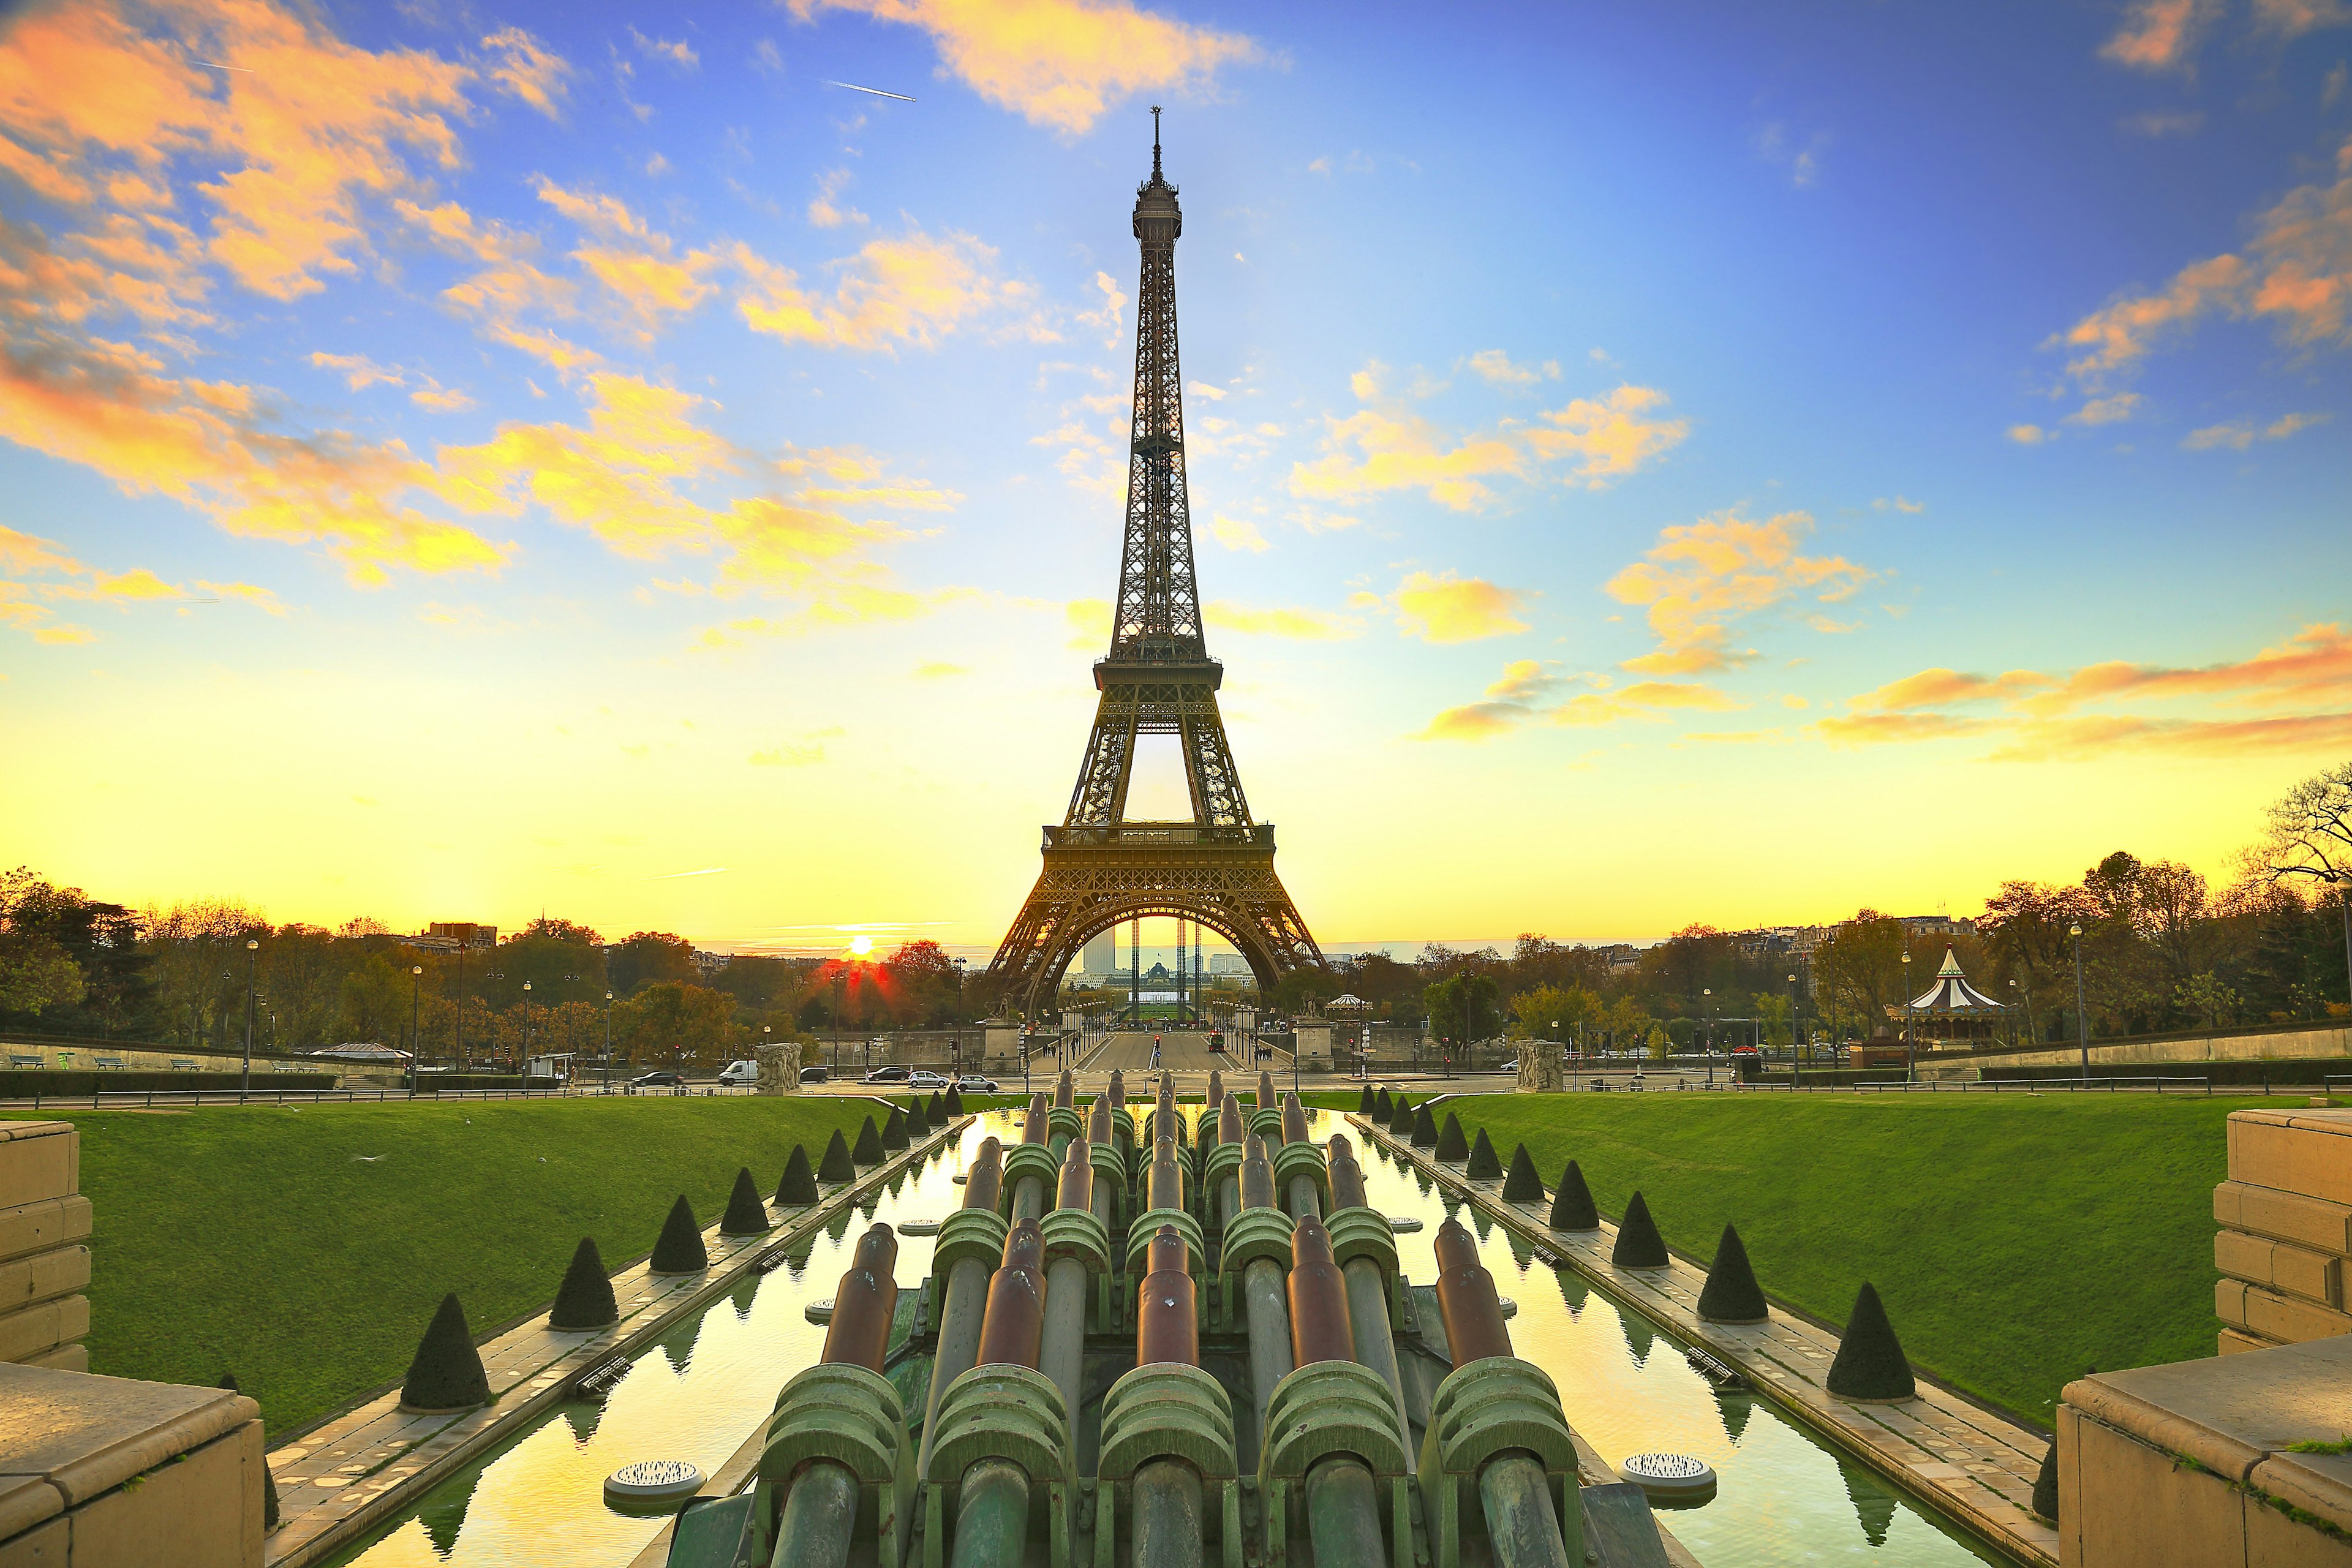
776, 1144, 818, 1205
882, 1106, 909, 1152
1390, 1095, 1414, 1134
400, 1293, 491, 1411
219, 1374, 279, 1528
852, 1115, 883, 1165
720, 1167, 771, 1235
1374, 1088, 1393, 1120
2030, 1440, 2058, 1523
1356, 1085, 1376, 1115
1502, 1144, 1543, 1202
1548, 1161, 1599, 1230
1826, 1283, 1916, 1401
944, 1086, 964, 1115
1696, 1223, 1769, 1324
549, 1237, 619, 1329
1611, 1191, 1669, 1268
819, 1129, 855, 1182
906, 1096, 930, 1137
1411, 1102, 1437, 1146
1436, 1112, 1468, 1162
649, 1194, 709, 1274
1465, 1126, 1502, 1179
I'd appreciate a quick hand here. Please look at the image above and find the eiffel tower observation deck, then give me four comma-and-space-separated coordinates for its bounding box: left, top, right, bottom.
984, 113, 1325, 1020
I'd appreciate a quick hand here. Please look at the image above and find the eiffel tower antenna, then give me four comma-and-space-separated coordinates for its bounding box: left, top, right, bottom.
983, 115, 1325, 1021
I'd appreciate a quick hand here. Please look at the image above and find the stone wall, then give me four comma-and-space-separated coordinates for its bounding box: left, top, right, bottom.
0, 1119, 90, 1370
1985, 1020, 2350, 1069
2212, 1105, 2352, 1353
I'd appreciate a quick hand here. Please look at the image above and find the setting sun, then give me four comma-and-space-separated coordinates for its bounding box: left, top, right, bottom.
848, 936, 875, 957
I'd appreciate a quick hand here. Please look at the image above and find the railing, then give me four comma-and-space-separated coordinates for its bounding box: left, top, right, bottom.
1042, 823, 1275, 848
0, 1081, 769, 1112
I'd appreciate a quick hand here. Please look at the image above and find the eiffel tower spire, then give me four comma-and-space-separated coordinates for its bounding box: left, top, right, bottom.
984, 117, 1324, 1020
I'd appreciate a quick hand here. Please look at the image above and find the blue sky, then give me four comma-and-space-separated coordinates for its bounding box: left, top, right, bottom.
2, 0, 2348, 952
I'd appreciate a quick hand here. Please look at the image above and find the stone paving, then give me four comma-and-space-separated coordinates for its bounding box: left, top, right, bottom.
1351, 1113, 2061, 1568
262, 1117, 967, 1568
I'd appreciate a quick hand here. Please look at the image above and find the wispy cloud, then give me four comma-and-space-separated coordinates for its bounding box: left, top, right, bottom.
1604, 508, 1876, 676
1417, 660, 1738, 741
1382, 570, 1533, 644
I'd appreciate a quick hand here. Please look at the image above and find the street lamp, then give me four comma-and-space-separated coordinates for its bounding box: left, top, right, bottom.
1702, 987, 1714, 1088
522, 979, 534, 1083
240, 939, 258, 1100
1901, 951, 1915, 1084
409, 965, 423, 1096
1788, 973, 1801, 1091
604, 990, 614, 1094
2008, 978, 2021, 1049
2070, 922, 2089, 1082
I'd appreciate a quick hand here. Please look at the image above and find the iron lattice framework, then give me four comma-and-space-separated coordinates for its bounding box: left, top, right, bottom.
986, 118, 1325, 1019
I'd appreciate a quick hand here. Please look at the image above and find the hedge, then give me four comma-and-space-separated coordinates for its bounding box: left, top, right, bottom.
0, 1070, 337, 1098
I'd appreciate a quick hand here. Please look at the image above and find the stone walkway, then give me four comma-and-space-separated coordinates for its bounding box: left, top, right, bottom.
263, 1119, 967, 1568
1351, 1114, 2060, 1567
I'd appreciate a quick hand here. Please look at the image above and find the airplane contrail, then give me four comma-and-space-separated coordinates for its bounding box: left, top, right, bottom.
195, 61, 252, 72
650, 866, 729, 880
822, 80, 915, 102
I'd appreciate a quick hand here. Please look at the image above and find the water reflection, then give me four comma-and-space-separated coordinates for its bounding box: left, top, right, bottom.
336, 1107, 2002, 1568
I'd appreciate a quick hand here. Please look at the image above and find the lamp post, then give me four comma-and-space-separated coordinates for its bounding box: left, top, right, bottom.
952, 957, 967, 1074
1702, 987, 1713, 1088
521, 979, 533, 1082
761, 1023, 771, 1095
1901, 950, 1914, 1084
1788, 973, 1801, 1091
409, 965, 423, 1096
832, 971, 845, 1074
2008, 978, 2021, 1050
603, 990, 614, 1094
240, 939, 258, 1100
454, 944, 466, 1072
2070, 922, 2089, 1083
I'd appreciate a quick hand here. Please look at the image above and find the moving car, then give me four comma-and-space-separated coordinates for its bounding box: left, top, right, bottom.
908, 1069, 951, 1090
799, 1066, 829, 1084
953, 1074, 998, 1094
630, 1070, 685, 1090
861, 1066, 911, 1084
717, 1059, 758, 1087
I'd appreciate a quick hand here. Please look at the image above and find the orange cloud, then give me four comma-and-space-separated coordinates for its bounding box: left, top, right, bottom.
1819, 624, 2352, 760
480, 27, 572, 118
1605, 508, 1876, 675
2182, 411, 2328, 450
1290, 370, 1686, 511
734, 230, 1039, 352
1387, 570, 1532, 644
0, 522, 279, 641
788, 0, 1264, 136
1416, 659, 1735, 740
2099, 0, 2220, 70
2052, 138, 2352, 387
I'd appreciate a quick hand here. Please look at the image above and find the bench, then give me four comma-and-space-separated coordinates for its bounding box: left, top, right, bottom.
93, 1056, 128, 1070
170, 1059, 199, 1071
7, 1054, 41, 1069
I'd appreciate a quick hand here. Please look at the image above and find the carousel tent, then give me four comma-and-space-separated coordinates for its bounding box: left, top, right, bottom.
1906, 947, 2004, 1012
1890, 946, 2008, 1047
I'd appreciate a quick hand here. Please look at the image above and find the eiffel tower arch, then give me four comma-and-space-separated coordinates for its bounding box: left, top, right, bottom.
984, 114, 1326, 1020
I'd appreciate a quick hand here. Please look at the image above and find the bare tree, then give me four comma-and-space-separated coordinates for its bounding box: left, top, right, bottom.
2258, 761, 2352, 1010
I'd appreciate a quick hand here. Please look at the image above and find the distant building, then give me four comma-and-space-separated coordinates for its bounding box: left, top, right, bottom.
1210, 953, 1246, 974
415, 922, 497, 952
1596, 943, 1642, 973
1900, 914, 1977, 938
693, 949, 731, 976
1082, 932, 1117, 974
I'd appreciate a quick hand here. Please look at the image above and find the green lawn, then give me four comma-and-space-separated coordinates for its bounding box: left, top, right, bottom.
7, 1096, 897, 1435
1397, 1090, 2257, 1430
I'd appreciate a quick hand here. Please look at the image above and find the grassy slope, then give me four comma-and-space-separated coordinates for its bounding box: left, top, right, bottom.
7, 1096, 895, 1433
1415, 1091, 2245, 1429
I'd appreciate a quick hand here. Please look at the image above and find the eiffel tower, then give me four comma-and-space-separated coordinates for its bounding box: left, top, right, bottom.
984, 113, 1325, 1020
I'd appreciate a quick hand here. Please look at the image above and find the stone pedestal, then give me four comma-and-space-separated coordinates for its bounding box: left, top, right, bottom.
753, 1040, 800, 1095
1515, 1046, 1565, 1092
2212, 1106, 2352, 1353
0, 1362, 267, 1566
0, 1120, 90, 1370
2056, 1334, 2352, 1567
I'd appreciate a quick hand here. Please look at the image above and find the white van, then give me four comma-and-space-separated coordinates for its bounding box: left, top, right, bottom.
717, 1060, 758, 1088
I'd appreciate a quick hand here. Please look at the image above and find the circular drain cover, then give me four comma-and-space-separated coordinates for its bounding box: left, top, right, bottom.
1387, 1215, 1424, 1233
1620, 1452, 1717, 1506
899, 1219, 941, 1235
605, 1460, 703, 1512
806, 1298, 834, 1324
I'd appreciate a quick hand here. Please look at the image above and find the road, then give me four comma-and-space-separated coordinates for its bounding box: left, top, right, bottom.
1082, 1030, 1228, 1073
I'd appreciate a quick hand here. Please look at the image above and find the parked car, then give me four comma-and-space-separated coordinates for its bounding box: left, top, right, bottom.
862, 1065, 911, 1084
954, 1074, 999, 1094
799, 1066, 829, 1084
630, 1070, 685, 1090
908, 1069, 951, 1090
